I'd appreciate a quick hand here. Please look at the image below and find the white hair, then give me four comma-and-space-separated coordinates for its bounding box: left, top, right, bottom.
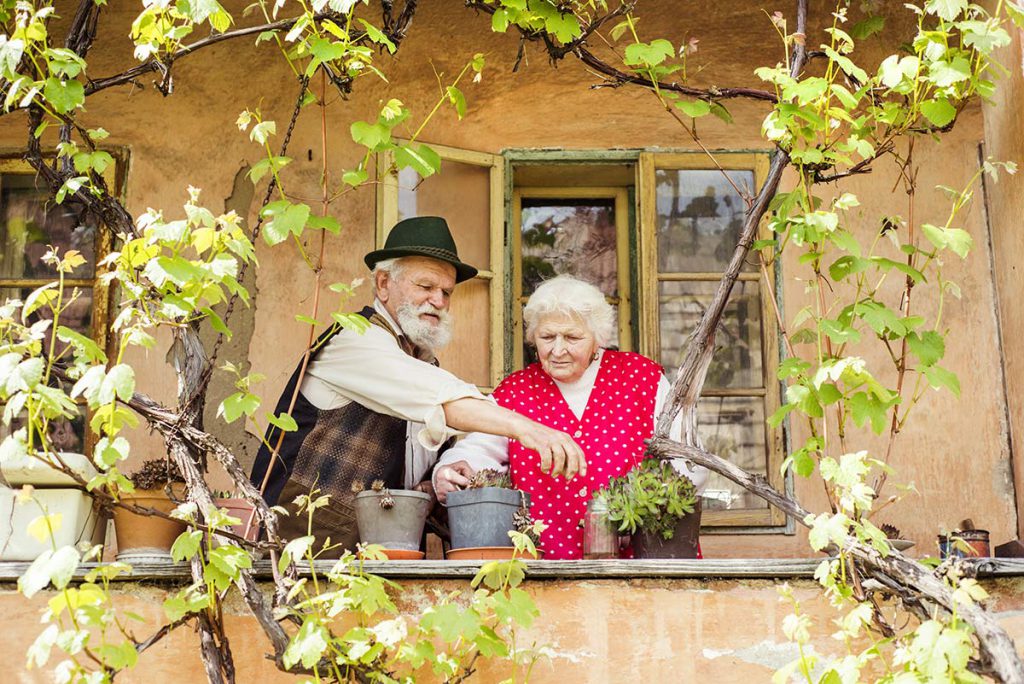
523, 275, 616, 348
372, 257, 407, 295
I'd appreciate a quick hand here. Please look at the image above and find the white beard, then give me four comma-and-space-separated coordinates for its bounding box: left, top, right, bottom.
395, 301, 453, 352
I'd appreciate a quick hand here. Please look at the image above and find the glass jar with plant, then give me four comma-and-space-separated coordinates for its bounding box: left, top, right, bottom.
594, 458, 700, 559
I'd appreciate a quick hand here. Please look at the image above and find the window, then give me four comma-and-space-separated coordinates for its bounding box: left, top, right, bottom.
376, 142, 505, 390
380, 147, 784, 530
639, 152, 784, 527
0, 158, 117, 458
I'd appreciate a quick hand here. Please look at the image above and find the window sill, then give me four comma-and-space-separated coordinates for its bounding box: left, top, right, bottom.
2, 558, 1022, 582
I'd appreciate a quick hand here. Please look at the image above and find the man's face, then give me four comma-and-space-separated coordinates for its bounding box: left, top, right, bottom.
377, 256, 457, 351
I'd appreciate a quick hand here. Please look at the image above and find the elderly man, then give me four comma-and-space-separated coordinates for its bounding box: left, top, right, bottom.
250, 216, 585, 549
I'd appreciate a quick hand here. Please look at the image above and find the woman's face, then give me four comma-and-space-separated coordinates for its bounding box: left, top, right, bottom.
534, 313, 599, 384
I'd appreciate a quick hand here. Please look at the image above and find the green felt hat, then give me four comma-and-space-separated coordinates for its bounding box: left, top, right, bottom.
364, 216, 478, 283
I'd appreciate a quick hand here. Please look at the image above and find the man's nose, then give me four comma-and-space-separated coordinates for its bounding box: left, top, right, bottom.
427, 289, 446, 309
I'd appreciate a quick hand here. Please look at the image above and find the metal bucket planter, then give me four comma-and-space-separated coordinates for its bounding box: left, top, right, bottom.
447, 487, 530, 550
631, 500, 702, 559
354, 489, 432, 551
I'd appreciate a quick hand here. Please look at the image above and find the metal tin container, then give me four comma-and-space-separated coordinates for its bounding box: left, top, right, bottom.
938, 529, 990, 559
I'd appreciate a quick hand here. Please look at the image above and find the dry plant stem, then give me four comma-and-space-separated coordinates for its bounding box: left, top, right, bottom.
647, 437, 1024, 683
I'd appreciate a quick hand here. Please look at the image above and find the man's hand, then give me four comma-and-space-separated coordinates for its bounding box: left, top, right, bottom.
515, 419, 587, 480
412, 479, 437, 505
434, 460, 475, 503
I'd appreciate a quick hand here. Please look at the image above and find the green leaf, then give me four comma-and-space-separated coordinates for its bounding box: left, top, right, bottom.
342, 167, 368, 187
491, 8, 510, 32
218, 391, 259, 423
925, 0, 967, 22
43, 77, 84, 114
260, 200, 310, 246
849, 391, 890, 434
283, 618, 330, 669
624, 39, 674, 67
920, 98, 957, 128
908, 331, 945, 367
266, 411, 298, 432
1008, 2, 1024, 29
709, 101, 733, 124
393, 143, 441, 179
57, 326, 106, 364
921, 223, 972, 258
306, 215, 341, 235
923, 365, 960, 398
768, 402, 795, 429
446, 85, 467, 119
850, 15, 885, 39
928, 57, 971, 88
27, 514, 62, 543
676, 99, 711, 118
170, 530, 203, 562
829, 255, 869, 281
19, 546, 80, 597
350, 120, 390, 151
98, 364, 135, 404
97, 642, 138, 671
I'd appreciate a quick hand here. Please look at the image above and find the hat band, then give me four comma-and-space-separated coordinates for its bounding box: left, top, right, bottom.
403, 246, 461, 263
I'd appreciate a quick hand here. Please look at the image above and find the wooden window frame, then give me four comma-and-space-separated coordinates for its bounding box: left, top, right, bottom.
638, 151, 786, 528
375, 141, 506, 391
510, 186, 632, 369
0, 155, 120, 459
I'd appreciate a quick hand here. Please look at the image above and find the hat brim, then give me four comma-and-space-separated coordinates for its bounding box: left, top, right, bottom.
364, 247, 478, 283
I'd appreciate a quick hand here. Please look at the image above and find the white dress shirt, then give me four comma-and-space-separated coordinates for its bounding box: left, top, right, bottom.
299, 300, 486, 487
434, 349, 709, 493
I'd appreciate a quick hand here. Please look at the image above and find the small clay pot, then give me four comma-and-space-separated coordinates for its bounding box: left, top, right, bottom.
215, 497, 260, 542
631, 500, 702, 559
113, 485, 187, 560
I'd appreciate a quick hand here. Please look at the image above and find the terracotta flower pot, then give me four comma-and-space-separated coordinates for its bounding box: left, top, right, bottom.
215, 497, 260, 542
113, 486, 187, 561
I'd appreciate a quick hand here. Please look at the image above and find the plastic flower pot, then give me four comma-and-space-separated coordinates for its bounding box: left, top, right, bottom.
113, 484, 187, 562
446, 487, 530, 550
354, 489, 432, 552
631, 500, 702, 559
0, 487, 103, 561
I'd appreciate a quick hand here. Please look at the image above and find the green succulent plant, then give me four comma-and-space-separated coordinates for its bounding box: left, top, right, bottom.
596, 458, 697, 541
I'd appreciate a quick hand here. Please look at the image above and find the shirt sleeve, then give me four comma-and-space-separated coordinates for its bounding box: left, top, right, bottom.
655, 375, 710, 493
302, 324, 485, 449
431, 426, 510, 497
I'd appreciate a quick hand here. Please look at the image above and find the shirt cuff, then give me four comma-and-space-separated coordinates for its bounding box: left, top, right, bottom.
415, 379, 485, 450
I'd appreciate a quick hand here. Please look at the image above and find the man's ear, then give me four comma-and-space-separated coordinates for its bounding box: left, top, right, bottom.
375, 269, 391, 303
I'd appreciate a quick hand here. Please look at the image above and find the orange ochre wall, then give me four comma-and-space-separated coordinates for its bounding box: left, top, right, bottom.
3, 576, 1024, 682
0, 2, 1020, 557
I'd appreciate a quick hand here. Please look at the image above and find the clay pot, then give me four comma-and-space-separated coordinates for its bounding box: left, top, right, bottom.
215, 497, 259, 542
631, 500, 702, 559
113, 485, 187, 561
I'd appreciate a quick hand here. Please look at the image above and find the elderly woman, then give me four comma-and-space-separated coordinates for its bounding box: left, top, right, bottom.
433, 275, 708, 560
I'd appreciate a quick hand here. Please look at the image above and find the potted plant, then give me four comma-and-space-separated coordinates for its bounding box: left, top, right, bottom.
445, 469, 536, 559
113, 458, 187, 562
353, 480, 432, 558
0, 441, 104, 561
212, 489, 259, 542
596, 458, 700, 559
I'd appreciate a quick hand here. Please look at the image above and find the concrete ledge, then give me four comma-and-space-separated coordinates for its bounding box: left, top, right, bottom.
2, 557, 1023, 582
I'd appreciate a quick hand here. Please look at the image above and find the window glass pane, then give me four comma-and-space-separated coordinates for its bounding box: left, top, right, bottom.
519, 198, 618, 299
655, 169, 756, 273
0, 174, 98, 280
698, 396, 768, 511
396, 162, 490, 270
0, 285, 94, 359
658, 280, 763, 389
437, 277, 490, 387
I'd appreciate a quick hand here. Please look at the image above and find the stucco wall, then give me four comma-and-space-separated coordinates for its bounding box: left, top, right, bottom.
0, 1, 1019, 558
3, 574, 1024, 682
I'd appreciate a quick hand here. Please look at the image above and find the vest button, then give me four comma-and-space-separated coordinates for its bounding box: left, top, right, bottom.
573, 429, 583, 438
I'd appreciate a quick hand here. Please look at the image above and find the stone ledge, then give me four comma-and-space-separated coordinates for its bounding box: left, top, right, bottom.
2, 557, 1022, 582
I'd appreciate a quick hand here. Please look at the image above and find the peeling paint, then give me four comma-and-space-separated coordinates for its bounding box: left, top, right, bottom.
703, 640, 828, 676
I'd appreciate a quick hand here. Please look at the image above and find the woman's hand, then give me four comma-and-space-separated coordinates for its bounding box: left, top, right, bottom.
515, 418, 587, 480
434, 460, 475, 503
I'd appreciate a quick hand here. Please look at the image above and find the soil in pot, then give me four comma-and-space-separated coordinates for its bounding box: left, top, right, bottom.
113, 486, 187, 561
354, 489, 432, 551
631, 500, 702, 559
447, 487, 530, 549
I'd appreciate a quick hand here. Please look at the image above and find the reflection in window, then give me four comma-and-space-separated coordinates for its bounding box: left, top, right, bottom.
0, 171, 107, 457
655, 169, 756, 273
